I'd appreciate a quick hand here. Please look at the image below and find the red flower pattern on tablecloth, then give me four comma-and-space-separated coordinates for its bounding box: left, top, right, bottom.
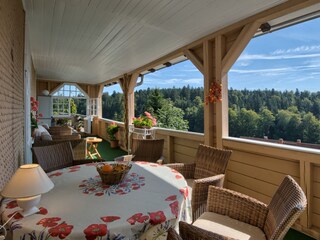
175, 174, 183, 179
179, 187, 188, 199
7, 211, 23, 220
7, 207, 48, 221
48, 222, 74, 239
49, 171, 63, 178
100, 216, 121, 223
79, 172, 145, 196
170, 201, 179, 218
37, 217, 61, 227
83, 224, 107, 240
165, 195, 177, 201
38, 207, 48, 215
148, 211, 166, 225
127, 213, 149, 225
68, 165, 81, 173
6, 200, 18, 209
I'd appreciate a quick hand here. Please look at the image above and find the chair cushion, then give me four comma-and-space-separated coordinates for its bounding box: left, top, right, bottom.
193, 212, 266, 240
41, 132, 53, 141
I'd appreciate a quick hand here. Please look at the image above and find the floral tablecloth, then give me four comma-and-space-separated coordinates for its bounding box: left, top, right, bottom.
1, 162, 191, 240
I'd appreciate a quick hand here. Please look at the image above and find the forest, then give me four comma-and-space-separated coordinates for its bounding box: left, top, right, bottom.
102, 86, 320, 144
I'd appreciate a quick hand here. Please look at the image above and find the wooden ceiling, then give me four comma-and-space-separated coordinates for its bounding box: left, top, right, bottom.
24, 0, 287, 84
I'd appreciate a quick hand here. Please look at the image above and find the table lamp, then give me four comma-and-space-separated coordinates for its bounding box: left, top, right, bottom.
1, 164, 54, 217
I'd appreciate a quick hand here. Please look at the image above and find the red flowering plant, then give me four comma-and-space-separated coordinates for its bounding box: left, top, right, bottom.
132, 111, 157, 128
30, 97, 43, 128
205, 82, 222, 105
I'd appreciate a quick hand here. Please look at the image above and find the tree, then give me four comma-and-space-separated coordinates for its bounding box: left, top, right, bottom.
146, 89, 164, 115
237, 108, 260, 137
70, 99, 77, 114
259, 108, 275, 137
156, 99, 189, 131
302, 112, 320, 143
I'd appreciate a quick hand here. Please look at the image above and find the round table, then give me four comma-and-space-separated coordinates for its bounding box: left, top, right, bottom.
1, 162, 191, 240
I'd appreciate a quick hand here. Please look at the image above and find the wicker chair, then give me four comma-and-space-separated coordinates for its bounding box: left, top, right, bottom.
33, 138, 87, 160
187, 176, 307, 240
32, 142, 105, 173
131, 138, 164, 163
166, 144, 232, 222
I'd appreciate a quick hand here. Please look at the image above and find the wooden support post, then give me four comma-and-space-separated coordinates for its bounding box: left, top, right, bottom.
119, 73, 139, 150
203, 40, 215, 146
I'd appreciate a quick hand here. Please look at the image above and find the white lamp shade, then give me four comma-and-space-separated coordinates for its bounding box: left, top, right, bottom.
1, 164, 54, 198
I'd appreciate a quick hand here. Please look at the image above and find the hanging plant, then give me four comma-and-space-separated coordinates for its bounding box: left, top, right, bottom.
205, 82, 222, 105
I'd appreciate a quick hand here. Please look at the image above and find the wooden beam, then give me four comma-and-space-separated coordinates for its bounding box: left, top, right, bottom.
222, 21, 261, 74
184, 48, 204, 74
203, 39, 215, 146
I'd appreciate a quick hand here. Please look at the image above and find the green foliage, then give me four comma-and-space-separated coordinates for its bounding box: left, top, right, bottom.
156, 99, 189, 131
107, 123, 119, 141
70, 99, 77, 114
102, 86, 320, 144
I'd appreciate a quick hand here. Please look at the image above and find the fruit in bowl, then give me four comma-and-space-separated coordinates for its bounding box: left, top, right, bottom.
96, 163, 132, 185
101, 164, 113, 173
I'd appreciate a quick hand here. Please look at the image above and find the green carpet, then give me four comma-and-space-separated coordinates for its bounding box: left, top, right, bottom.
285, 229, 315, 240
88, 138, 315, 239
87, 138, 127, 161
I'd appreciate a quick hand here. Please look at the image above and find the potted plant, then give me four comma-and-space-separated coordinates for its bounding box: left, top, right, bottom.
107, 122, 120, 148
132, 111, 157, 128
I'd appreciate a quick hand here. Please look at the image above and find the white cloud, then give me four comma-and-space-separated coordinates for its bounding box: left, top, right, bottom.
230, 67, 292, 74
239, 53, 320, 61
272, 45, 320, 55
183, 78, 203, 84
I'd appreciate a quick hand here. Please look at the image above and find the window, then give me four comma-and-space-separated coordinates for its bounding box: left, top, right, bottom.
229, 18, 320, 148
52, 83, 88, 116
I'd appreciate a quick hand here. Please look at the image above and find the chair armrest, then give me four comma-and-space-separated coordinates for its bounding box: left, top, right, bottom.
179, 221, 237, 240
52, 134, 81, 140
165, 163, 195, 179
192, 174, 225, 222
207, 186, 268, 229
73, 159, 106, 165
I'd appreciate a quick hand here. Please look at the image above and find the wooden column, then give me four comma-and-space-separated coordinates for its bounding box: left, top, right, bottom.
119, 73, 139, 150
203, 40, 215, 146
97, 84, 104, 118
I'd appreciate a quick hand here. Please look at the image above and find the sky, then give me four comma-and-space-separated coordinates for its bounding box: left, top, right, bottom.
104, 17, 320, 93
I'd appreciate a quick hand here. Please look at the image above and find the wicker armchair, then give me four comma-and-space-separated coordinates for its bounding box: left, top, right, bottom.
48, 126, 74, 135
166, 144, 232, 221
189, 175, 307, 240
33, 138, 87, 160
32, 142, 105, 173
131, 138, 164, 163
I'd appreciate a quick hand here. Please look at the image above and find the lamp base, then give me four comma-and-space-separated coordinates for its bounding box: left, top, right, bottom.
17, 195, 41, 217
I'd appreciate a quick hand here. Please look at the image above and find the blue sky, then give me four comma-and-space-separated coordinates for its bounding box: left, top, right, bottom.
104, 17, 320, 93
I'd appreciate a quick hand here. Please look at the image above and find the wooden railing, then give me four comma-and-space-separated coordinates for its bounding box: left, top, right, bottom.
92, 117, 320, 238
